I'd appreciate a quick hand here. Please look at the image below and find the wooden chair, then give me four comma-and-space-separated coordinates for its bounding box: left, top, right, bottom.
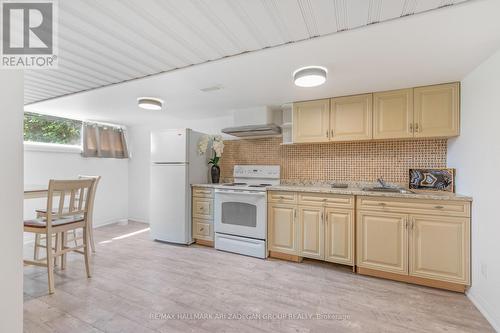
24, 179, 95, 294
34, 175, 101, 261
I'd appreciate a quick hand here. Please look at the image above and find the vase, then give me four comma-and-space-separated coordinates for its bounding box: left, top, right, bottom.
211, 165, 220, 184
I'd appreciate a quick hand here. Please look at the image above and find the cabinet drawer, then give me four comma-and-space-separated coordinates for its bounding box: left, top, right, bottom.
268, 191, 297, 204
357, 196, 470, 217
298, 193, 354, 209
192, 197, 214, 220
192, 187, 214, 198
193, 219, 213, 240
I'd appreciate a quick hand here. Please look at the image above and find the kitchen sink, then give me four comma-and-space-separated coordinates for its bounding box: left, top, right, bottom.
362, 187, 415, 194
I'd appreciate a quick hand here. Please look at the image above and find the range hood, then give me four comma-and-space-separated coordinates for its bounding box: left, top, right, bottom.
222, 106, 282, 138
221, 124, 281, 138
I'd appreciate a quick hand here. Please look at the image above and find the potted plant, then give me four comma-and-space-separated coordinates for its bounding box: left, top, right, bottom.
198, 135, 224, 183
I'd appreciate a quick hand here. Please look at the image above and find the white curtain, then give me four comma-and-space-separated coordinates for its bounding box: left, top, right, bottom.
82, 123, 129, 158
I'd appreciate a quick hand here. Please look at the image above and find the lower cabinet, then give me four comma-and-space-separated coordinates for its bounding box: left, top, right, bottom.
357, 204, 470, 286
268, 193, 355, 266
192, 187, 214, 245
409, 215, 469, 284
268, 203, 298, 255
325, 208, 354, 266
356, 211, 408, 275
298, 206, 324, 260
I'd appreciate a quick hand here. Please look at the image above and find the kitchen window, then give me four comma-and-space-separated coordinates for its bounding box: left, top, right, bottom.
24, 112, 82, 146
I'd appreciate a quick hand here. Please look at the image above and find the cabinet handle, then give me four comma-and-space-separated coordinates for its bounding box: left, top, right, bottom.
404, 218, 408, 229
409, 123, 413, 132
200, 227, 204, 231
294, 209, 297, 220
378, 202, 386, 206
415, 123, 420, 132
326, 130, 329, 138
410, 219, 414, 230
434, 205, 444, 209
331, 129, 334, 138
321, 212, 324, 225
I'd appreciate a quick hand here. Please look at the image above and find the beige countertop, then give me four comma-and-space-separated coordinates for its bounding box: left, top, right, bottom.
268, 185, 472, 202
192, 183, 472, 202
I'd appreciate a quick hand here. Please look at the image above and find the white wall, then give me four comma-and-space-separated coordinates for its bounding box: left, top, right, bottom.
0, 71, 24, 332
24, 149, 129, 227
448, 48, 500, 331
127, 115, 233, 222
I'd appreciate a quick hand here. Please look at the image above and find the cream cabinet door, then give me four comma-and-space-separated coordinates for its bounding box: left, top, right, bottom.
293, 99, 330, 143
298, 206, 324, 260
357, 211, 408, 274
409, 215, 470, 285
414, 83, 460, 138
373, 89, 414, 139
268, 203, 298, 255
324, 208, 353, 265
330, 94, 372, 141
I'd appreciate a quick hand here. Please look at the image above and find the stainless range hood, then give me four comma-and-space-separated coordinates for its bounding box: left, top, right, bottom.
222, 106, 283, 138
221, 124, 281, 138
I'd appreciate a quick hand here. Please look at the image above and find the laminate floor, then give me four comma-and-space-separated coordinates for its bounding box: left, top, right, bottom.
23, 221, 493, 333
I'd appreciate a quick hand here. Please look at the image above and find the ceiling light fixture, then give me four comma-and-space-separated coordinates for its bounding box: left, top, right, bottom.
137, 97, 163, 110
293, 66, 328, 87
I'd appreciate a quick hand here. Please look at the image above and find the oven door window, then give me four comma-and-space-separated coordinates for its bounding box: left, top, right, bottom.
221, 202, 257, 227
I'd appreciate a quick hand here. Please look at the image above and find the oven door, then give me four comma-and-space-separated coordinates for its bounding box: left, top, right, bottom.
214, 189, 266, 240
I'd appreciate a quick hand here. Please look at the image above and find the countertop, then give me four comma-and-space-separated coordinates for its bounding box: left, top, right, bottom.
192, 183, 472, 202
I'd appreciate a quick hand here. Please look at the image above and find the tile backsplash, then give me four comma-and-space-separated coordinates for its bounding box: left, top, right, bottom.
220, 138, 447, 183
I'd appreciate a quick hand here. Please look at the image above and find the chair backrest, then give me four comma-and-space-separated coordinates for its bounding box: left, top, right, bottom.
78, 175, 101, 218
45, 179, 95, 227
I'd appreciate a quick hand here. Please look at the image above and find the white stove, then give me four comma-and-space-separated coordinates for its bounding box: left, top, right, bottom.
214, 165, 280, 258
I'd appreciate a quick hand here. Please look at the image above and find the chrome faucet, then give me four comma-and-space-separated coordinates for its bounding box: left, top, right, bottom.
377, 177, 388, 188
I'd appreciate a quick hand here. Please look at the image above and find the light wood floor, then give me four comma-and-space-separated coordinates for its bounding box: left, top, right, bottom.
24, 221, 493, 333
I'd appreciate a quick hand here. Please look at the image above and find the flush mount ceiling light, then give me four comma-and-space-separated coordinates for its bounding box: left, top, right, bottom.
293, 66, 328, 87
137, 97, 163, 110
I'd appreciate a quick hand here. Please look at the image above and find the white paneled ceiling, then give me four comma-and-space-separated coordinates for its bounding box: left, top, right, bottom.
24, 0, 469, 105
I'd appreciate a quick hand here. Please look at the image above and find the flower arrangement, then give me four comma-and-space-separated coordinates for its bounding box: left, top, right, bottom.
197, 134, 225, 183
197, 134, 224, 165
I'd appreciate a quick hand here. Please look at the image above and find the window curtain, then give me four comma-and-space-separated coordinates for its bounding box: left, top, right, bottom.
82, 123, 129, 158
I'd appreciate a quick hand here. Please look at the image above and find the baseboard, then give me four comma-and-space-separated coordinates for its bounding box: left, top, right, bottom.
127, 217, 149, 224
467, 290, 500, 332
93, 218, 129, 228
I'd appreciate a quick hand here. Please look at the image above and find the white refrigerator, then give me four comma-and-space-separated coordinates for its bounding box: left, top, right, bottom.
150, 129, 207, 244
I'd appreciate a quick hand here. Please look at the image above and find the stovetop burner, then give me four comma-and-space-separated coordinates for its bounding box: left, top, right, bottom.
248, 184, 273, 188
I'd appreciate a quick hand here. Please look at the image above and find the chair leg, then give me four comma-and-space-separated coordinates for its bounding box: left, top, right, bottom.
46, 232, 55, 294
61, 231, 67, 270
88, 219, 96, 253
34, 234, 40, 260
83, 227, 91, 278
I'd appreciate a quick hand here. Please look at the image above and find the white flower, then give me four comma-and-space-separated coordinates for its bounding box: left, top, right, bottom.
197, 135, 209, 155
212, 139, 224, 157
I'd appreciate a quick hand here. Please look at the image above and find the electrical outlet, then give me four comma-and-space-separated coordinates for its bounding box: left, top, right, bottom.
481, 262, 488, 279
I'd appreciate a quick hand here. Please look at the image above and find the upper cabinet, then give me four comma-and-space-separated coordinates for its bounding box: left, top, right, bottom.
373, 89, 414, 139
292, 82, 460, 144
330, 94, 372, 141
414, 83, 460, 138
293, 99, 330, 143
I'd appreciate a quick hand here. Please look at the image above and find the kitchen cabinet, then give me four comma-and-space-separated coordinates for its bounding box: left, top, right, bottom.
268, 191, 354, 266
413, 82, 460, 138
268, 203, 298, 255
356, 196, 471, 290
291, 82, 460, 143
292, 99, 330, 143
192, 187, 214, 245
409, 215, 469, 284
373, 89, 414, 139
324, 208, 354, 265
356, 211, 408, 274
330, 94, 372, 141
298, 206, 324, 260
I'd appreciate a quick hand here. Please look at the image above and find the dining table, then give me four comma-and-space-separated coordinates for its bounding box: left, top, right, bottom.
24, 184, 49, 199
